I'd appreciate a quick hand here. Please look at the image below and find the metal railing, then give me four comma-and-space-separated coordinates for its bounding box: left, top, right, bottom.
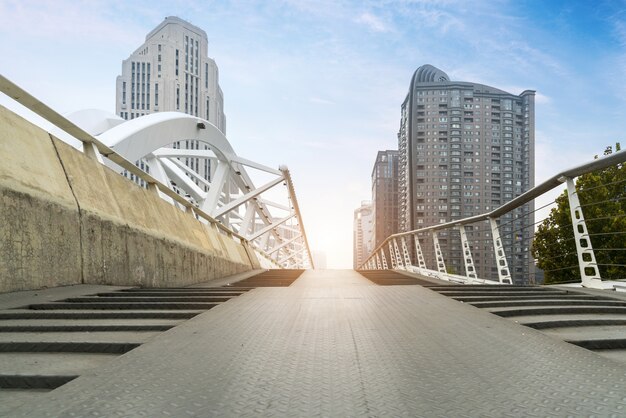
360, 148, 626, 290
0, 74, 313, 269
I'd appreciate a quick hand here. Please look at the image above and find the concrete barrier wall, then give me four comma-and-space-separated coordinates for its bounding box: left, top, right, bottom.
0, 107, 82, 293
0, 106, 255, 292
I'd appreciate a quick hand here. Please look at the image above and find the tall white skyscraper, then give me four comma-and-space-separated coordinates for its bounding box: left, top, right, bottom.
115, 16, 227, 189
116, 16, 225, 132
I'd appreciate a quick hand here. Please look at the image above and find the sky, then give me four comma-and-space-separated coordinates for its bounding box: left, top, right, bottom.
1, 0, 626, 268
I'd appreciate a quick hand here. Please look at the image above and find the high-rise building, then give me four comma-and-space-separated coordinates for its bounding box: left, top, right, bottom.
116, 16, 226, 131
398, 65, 535, 284
353, 201, 374, 269
371, 150, 399, 248
115, 17, 226, 189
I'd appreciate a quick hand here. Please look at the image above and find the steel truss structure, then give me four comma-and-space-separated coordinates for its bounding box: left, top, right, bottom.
0, 75, 313, 269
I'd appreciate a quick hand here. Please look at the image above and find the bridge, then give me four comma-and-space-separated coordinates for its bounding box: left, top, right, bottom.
1, 75, 626, 416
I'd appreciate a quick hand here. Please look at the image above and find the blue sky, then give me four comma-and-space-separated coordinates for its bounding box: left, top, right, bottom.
1, 0, 625, 268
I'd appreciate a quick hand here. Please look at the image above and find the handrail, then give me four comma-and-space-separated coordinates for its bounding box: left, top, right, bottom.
361, 148, 626, 269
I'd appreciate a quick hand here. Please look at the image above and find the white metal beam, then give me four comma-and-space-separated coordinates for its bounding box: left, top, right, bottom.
213, 176, 284, 218
248, 213, 295, 241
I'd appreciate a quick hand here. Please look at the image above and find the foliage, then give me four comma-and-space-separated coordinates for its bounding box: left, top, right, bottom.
531, 144, 626, 284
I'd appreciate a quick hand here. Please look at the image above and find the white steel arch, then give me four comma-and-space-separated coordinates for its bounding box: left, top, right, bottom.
73, 111, 312, 269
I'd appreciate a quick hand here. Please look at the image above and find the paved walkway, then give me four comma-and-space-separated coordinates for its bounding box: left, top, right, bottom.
9, 270, 626, 417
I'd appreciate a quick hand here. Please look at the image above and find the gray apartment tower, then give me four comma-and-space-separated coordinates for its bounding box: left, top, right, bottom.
371, 150, 399, 248
398, 65, 535, 284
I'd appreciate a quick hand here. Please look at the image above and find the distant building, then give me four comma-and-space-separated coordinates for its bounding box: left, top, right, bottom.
398, 64, 535, 284
311, 251, 327, 270
371, 150, 399, 248
115, 17, 226, 189
353, 201, 374, 269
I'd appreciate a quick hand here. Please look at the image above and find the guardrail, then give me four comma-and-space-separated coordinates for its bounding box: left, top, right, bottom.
360, 148, 626, 289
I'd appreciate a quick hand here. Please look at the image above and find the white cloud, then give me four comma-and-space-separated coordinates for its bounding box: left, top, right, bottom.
0, 0, 150, 45
309, 97, 335, 105
356, 12, 390, 33
535, 131, 590, 184
534, 92, 550, 104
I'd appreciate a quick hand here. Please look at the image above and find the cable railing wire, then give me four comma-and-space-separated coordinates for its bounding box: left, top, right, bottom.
576, 177, 626, 192
588, 231, 626, 237
579, 196, 626, 208
541, 265, 580, 273
584, 213, 626, 222
495, 200, 558, 230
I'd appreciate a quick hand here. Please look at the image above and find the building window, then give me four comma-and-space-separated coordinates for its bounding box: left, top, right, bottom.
122, 82, 126, 105
185, 36, 189, 72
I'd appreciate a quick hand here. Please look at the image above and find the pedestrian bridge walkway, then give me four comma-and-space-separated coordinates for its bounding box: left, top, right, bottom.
3, 269, 626, 416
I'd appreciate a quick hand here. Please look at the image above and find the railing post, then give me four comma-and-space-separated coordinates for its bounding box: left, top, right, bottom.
187, 206, 198, 220
401, 236, 412, 267
147, 182, 160, 196
381, 249, 389, 269
458, 225, 477, 281
431, 231, 447, 274
413, 234, 427, 270
393, 238, 405, 269
489, 217, 512, 284
375, 253, 382, 270
388, 242, 397, 269
83, 142, 104, 164
565, 177, 603, 288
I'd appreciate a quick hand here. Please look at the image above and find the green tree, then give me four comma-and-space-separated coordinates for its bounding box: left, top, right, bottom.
532, 144, 626, 284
